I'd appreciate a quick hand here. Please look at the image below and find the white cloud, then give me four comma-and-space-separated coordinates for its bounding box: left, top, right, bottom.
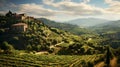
105, 0, 120, 14
105, 0, 112, 4
1, 0, 120, 21
83, 0, 90, 3
14, 3, 76, 21
115, 0, 120, 1
15, 0, 120, 21
42, 0, 106, 15
17, 3, 58, 17
62, 0, 72, 2
0, 11, 7, 14
105, 0, 120, 5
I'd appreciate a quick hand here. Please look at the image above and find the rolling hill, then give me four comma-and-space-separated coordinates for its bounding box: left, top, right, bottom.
91, 20, 120, 33
90, 20, 120, 48
37, 18, 95, 35
66, 18, 109, 27
0, 13, 82, 52
0, 11, 107, 55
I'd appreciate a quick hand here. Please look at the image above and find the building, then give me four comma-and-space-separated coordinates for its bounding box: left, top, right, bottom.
25, 16, 34, 22
13, 13, 27, 20
6, 11, 27, 20
19, 14, 27, 20
11, 23, 28, 32
6, 10, 35, 21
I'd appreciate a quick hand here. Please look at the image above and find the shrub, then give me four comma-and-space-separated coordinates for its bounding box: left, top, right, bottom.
0, 41, 14, 54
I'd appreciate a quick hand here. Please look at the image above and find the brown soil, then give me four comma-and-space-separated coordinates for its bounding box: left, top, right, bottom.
94, 57, 118, 67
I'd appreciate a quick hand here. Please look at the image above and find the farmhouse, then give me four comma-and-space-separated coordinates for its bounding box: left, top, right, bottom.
6, 10, 27, 20
11, 23, 28, 32
15, 13, 27, 20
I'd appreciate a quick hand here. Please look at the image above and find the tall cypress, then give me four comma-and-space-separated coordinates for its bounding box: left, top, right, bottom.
106, 46, 110, 67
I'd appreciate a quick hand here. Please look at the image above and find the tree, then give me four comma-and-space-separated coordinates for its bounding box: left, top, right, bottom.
0, 41, 14, 54
5, 10, 12, 17
105, 46, 113, 67
26, 44, 32, 51
105, 46, 110, 67
36, 45, 41, 51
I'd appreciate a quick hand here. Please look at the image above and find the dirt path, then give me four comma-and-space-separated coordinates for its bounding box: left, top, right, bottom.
94, 62, 105, 67
110, 57, 118, 67
94, 57, 118, 67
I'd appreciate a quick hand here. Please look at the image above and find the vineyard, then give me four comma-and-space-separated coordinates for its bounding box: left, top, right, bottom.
0, 54, 104, 67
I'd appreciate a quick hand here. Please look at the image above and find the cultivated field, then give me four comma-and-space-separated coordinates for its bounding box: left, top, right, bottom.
0, 54, 103, 67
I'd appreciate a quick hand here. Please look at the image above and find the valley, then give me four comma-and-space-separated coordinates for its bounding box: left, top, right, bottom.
0, 11, 120, 67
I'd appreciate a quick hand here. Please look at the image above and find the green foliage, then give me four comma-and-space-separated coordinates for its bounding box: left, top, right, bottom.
13, 36, 19, 40
104, 46, 115, 66
26, 44, 32, 52
0, 12, 83, 52
0, 29, 5, 33
58, 42, 106, 55
0, 41, 14, 54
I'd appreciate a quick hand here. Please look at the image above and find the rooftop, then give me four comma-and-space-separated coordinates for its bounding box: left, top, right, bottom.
12, 23, 27, 26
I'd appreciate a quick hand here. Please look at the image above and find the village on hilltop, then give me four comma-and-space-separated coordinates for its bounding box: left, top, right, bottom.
5, 11, 35, 32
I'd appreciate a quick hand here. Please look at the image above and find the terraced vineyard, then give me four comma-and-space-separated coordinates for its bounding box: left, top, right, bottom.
0, 54, 104, 67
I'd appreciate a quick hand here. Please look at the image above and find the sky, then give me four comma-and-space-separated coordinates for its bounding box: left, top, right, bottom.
0, 0, 120, 22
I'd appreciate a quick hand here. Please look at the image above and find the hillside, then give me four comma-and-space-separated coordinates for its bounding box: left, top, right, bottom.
66, 18, 109, 27
0, 11, 108, 55
91, 20, 120, 33
37, 18, 95, 35
90, 20, 120, 48
0, 11, 82, 52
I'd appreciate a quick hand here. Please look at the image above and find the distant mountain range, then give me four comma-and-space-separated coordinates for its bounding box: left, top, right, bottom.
95, 20, 120, 27
37, 18, 120, 34
91, 20, 120, 33
66, 18, 109, 27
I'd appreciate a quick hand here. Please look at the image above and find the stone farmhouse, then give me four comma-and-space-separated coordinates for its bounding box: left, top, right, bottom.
11, 23, 28, 32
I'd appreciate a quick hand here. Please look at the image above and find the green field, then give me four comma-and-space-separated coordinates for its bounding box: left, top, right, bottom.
0, 54, 103, 67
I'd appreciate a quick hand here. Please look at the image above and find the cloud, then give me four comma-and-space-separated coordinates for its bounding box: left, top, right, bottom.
1, 0, 120, 21
0, 2, 60, 17
105, 0, 120, 5
0, 0, 61, 17
42, 0, 106, 15
17, 3, 77, 17
0, 0, 19, 13
83, 0, 90, 3
105, 0, 120, 14
115, 0, 120, 1
0, 11, 7, 14
62, 0, 72, 2
105, 0, 112, 4
17, 3, 57, 17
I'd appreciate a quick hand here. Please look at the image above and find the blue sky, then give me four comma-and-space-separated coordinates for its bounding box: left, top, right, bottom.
0, 0, 120, 22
